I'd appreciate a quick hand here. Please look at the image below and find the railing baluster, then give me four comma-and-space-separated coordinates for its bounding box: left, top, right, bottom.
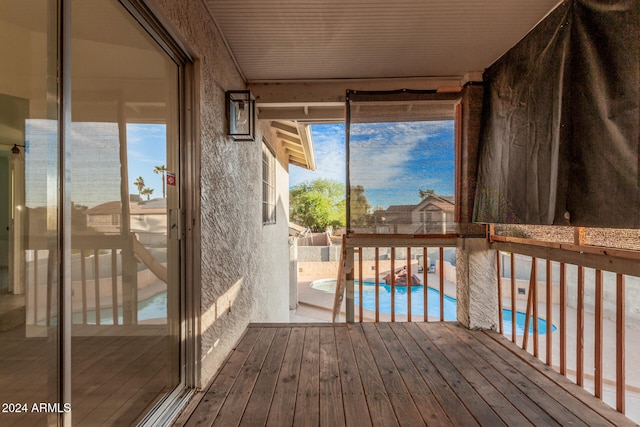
595, 269, 603, 398
560, 262, 567, 376
511, 252, 516, 343
112, 249, 118, 325
423, 247, 428, 322
81, 249, 87, 324
497, 251, 503, 334
33, 250, 39, 325
439, 247, 444, 322
375, 247, 379, 323
390, 247, 395, 322
546, 259, 552, 366
616, 273, 625, 414
533, 258, 539, 358
345, 246, 355, 323
522, 258, 535, 351
94, 249, 100, 325
407, 247, 412, 322
358, 248, 363, 323
576, 265, 585, 386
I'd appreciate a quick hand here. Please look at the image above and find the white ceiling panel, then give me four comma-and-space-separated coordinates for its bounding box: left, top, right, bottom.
205, 0, 561, 81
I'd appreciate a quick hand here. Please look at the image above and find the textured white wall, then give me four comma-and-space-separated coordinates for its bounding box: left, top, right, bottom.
253, 123, 291, 322
148, 0, 291, 386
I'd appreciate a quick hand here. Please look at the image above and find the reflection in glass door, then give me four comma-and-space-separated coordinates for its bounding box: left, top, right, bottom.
69, 0, 182, 425
0, 1, 61, 425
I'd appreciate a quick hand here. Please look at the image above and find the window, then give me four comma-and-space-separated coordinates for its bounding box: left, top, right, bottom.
262, 141, 276, 224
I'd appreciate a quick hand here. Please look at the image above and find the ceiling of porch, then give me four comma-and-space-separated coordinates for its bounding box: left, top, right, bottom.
204, 0, 562, 170
205, 0, 561, 82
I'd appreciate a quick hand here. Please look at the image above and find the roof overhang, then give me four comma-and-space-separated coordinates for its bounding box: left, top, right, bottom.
268, 120, 317, 171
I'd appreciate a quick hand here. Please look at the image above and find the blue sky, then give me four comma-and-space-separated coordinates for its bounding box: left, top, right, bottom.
24, 121, 167, 208
126, 123, 167, 198
290, 121, 455, 210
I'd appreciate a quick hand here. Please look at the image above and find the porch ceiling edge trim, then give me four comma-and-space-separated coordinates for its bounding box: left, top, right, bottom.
248, 76, 468, 105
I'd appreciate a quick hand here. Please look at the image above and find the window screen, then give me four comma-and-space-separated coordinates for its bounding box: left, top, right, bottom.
346, 90, 459, 235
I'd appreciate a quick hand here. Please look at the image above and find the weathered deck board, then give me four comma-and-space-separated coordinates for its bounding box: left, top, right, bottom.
181, 323, 637, 427
239, 328, 290, 427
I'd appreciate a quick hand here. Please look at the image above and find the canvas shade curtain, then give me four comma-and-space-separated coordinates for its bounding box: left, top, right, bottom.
473, 0, 640, 228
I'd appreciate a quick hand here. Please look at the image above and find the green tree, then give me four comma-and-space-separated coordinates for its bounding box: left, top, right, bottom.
133, 176, 145, 196
140, 187, 154, 201
419, 188, 436, 199
153, 165, 167, 198
290, 178, 346, 232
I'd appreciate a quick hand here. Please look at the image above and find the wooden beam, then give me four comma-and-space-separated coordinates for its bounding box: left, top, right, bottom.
271, 121, 298, 135
276, 131, 301, 144
249, 77, 464, 104
281, 140, 305, 153
258, 106, 343, 121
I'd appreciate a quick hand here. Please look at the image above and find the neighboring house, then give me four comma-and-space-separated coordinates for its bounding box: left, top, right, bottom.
87, 198, 167, 245
374, 194, 455, 234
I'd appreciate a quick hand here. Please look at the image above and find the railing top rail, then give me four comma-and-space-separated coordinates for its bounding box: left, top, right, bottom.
492, 236, 640, 278
345, 233, 458, 248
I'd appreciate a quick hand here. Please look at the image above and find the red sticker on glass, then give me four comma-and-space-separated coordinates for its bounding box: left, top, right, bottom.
166, 171, 176, 186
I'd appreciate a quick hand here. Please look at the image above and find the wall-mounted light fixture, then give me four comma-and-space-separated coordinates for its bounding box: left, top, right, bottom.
11, 144, 25, 155
226, 90, 255, 141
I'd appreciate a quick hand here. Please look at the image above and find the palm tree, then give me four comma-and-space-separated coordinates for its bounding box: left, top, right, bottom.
153, 165, 167, 198
140, 187, 154, 201
133, 176, 145, 196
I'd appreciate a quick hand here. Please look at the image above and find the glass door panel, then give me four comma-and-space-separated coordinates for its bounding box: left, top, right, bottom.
0, 1, 61, 425
70, 1, 181, 425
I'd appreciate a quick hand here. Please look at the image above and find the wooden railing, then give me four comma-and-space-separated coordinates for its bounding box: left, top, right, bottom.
492, 235, 640, 417
333, 234, 457, 323
26, 234, 167, 327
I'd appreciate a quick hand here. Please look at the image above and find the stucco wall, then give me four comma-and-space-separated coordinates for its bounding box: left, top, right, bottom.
147, 0, 291, 387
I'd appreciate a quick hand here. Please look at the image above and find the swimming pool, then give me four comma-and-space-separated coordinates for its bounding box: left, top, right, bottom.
311, 279, 556, 335
71, 291, 167, 325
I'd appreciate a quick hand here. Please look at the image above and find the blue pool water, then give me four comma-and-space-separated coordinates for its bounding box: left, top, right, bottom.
312, 279, 556, 335
71, 292, 167, 325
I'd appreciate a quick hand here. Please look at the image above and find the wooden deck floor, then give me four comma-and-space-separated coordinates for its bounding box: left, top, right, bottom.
179, 322, 636, 427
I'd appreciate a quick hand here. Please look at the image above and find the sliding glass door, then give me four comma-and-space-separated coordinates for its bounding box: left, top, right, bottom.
0, 1, 60, 425
0, 1, 188, 425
